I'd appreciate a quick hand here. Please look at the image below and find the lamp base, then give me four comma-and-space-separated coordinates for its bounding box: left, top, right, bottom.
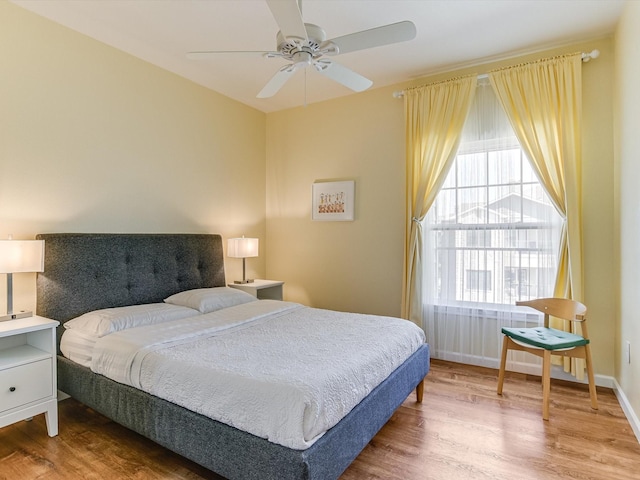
233, 279, 254, 284
0, 311, 33, 322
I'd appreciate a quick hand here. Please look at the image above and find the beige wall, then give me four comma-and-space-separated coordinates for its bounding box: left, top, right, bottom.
0, 2, 267, 313
266, 38, 617, 378
266, 87, 405, 317
614, 0, 640, 424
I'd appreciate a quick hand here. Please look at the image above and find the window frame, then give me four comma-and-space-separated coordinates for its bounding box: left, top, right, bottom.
425, 143, 561, 306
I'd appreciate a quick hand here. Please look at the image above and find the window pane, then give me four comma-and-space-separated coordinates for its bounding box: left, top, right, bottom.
466, 269, 492, 290
523, 183, 549, 204
457, 153, 487, 187
488, 148, 521, 185
435, 188, 456, 223
522, 156, 538, 182
458, 187, 487, 224
488, 185, 522, 223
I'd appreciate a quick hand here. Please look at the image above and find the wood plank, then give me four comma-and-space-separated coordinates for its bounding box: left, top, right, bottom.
1, 360, 638, 479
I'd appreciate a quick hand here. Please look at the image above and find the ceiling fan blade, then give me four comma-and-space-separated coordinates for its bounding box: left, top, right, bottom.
266, 0, 308, 42
315, 60, 372, 92
257, 65, 297, 98
324, 21, 416, 55
187, 51, 274, 60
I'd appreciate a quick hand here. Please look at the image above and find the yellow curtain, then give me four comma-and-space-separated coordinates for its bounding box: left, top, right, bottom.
489, 53, 585, 378
401, 75, 476, 326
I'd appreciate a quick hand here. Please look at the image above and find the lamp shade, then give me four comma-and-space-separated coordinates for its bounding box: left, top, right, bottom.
227, 237, 259, 258
0, 239, 45, 273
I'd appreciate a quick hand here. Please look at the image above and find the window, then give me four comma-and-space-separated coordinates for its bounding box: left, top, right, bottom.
422, 80, 563, 370
423, 81, 562, 308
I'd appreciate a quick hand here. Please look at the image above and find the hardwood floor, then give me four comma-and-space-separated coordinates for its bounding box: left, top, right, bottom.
1, 360, 639, 479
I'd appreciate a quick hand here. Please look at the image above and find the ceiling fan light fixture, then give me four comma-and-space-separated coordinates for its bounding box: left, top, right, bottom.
292, 51, 313, 68
276, 23, 325, 58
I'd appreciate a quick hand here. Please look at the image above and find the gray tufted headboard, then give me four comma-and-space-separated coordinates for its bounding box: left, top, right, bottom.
35, 233, 226, 348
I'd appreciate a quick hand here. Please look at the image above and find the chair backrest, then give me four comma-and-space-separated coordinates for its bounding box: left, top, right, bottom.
516, 297, 587, 334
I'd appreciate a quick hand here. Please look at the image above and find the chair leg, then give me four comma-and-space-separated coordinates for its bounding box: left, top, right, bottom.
497, 336, 509, 395
542, 350, 552, 421
585, 345, 598, 410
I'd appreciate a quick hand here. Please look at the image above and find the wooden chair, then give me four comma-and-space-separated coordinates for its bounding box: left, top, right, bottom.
497, 297, 598, 420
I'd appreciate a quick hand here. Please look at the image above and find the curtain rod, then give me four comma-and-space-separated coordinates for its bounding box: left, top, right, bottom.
392, 49, 600, 98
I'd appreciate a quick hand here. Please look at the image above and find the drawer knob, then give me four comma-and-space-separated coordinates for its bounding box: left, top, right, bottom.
9, 386, 16, 392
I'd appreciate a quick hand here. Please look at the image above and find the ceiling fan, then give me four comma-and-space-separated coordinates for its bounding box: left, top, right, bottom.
187, 0, 417, 99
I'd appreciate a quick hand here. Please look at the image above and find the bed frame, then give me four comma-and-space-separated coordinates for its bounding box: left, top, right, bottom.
36, 233, 430, 480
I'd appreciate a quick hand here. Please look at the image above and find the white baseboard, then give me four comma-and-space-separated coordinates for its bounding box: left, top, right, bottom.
549, 368, 615, 388
612, 379, 640, 444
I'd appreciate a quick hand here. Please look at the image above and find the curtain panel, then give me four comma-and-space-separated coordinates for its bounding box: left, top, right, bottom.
488, 53, 585, 378
488, 53, 583, 302
401, 75, 476, 326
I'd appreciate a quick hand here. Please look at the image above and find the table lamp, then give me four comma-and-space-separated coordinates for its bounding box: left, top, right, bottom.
0, 238, 45, 321
227, 237, 258, 284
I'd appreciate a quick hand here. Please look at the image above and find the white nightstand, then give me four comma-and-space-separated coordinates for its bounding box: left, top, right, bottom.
229, 279, 284, 300
0, 316, 59, 437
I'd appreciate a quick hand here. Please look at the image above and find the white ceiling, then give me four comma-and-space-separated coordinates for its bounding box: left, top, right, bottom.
13, 0, 625, 113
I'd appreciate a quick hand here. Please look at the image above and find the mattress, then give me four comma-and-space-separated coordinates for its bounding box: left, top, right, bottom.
60, 329, 98, 368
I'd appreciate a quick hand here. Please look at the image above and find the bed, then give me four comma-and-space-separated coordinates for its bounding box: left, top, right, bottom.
36, 233, 430, 480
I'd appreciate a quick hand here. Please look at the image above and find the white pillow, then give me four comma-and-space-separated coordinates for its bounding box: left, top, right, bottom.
64, 303, 199, 337
164, 287, 256, 313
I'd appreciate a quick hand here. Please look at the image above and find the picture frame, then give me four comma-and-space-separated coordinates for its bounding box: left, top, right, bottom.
312, 180, 355, 221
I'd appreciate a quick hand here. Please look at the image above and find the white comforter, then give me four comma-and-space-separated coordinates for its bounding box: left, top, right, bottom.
91, 300, 425, 450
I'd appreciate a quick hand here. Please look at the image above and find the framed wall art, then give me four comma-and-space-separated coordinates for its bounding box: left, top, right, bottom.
312, 180, 355, 221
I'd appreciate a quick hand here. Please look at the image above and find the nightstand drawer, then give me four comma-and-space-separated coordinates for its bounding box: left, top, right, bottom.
0, 359, 53, 413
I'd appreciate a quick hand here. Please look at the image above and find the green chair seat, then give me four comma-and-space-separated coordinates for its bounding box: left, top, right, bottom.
501, 326, 589, 350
